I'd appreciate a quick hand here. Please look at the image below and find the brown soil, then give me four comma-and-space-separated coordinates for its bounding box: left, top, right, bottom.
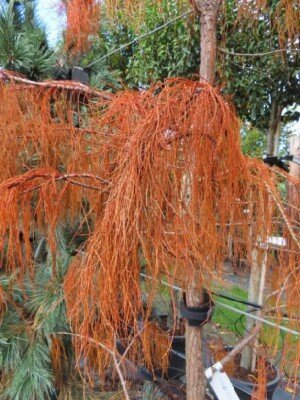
232, 353, 277, 383
207, 336, 277, 383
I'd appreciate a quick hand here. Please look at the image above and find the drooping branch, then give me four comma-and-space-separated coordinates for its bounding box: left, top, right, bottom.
1, 169, 108, 193
0, 69, 113, 100
0, 78, 299, 393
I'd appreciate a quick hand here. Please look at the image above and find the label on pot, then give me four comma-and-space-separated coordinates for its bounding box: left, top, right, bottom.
206, 370, 240, 400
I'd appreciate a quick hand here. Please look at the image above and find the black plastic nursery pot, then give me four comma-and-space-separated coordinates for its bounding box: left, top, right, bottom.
224, 346, 281, 400
158, 335, 213, 381
230, 367, 280, 400
162, 337, 281, 400
156, 336, 186, 380
167, 336, 185, 379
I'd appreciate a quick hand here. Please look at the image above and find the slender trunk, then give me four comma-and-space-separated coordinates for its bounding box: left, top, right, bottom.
185, 2, 221, 400
186, 281, 206, 400
266, 100, 283, 156
199, 5, 219, 83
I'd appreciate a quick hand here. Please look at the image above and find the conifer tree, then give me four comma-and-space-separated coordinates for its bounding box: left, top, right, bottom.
0, 0, 55, 80
0, 2, 299, 400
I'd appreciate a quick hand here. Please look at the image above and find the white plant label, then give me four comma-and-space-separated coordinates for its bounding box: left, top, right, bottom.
205, 364, 240, 400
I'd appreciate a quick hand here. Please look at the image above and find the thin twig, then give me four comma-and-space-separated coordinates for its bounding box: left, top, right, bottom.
275, 266, 300, 312
66, 179, 103, 192
112, 353, 131, 400
13, 172, 108, 194
56, 332, 130, 400
266, 284, 293, 301
117, 326, 145, 367
266, 185, 300, 251
34, 236, 46, 262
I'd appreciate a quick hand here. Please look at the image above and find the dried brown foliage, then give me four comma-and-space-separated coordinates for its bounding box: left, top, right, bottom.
63, 0, 101, 55
273, 0, 300, 48
235, 0, 299, 46
251, 357, 268, 400
0, 73, 299, 385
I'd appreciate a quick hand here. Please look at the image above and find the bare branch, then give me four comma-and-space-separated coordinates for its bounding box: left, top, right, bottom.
0, 69, 113, 100
217, 325, 261, 369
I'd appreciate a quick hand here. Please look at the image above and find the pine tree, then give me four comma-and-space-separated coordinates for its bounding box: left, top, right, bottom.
0, 0, 55, 80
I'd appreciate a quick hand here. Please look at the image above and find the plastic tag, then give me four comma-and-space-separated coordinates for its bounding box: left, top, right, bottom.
205, 367, 240, 400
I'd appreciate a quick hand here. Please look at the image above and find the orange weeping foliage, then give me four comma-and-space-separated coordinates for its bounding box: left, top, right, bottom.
251, 357, 267, 400
235, 0, 299, 47
63, 0, 182, 48
101, 0, 187, 26
64, 0, 101, 55
273, 0, 300, 48
51, 337, 68, 388
0, 70, 110, 181
0, 75, 299, 384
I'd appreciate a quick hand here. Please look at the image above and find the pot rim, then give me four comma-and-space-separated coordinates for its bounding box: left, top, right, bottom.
224, 346, 281, 388
230, 366, 280, 388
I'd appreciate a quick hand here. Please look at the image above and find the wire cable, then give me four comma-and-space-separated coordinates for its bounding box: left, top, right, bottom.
212, 291, 262, 309
140, 273, 300, 336
85, 12, 300, 70
85, 10, 193, 68
216, 302, 299, 336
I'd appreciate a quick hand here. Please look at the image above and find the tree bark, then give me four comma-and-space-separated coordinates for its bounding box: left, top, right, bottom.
198, 2, 220, 83
184, 2, 221, 400
185, 280, 206, 400
266, 100, 283, 156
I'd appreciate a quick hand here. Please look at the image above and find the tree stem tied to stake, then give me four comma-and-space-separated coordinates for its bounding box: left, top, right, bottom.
184, 1, 222, 399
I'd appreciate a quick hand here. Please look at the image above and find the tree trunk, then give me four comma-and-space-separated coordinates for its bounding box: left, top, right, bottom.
266, 100, 283, 156
186, 281, 206, 400
185, 2, 221, 400
198, 2, 220, 83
